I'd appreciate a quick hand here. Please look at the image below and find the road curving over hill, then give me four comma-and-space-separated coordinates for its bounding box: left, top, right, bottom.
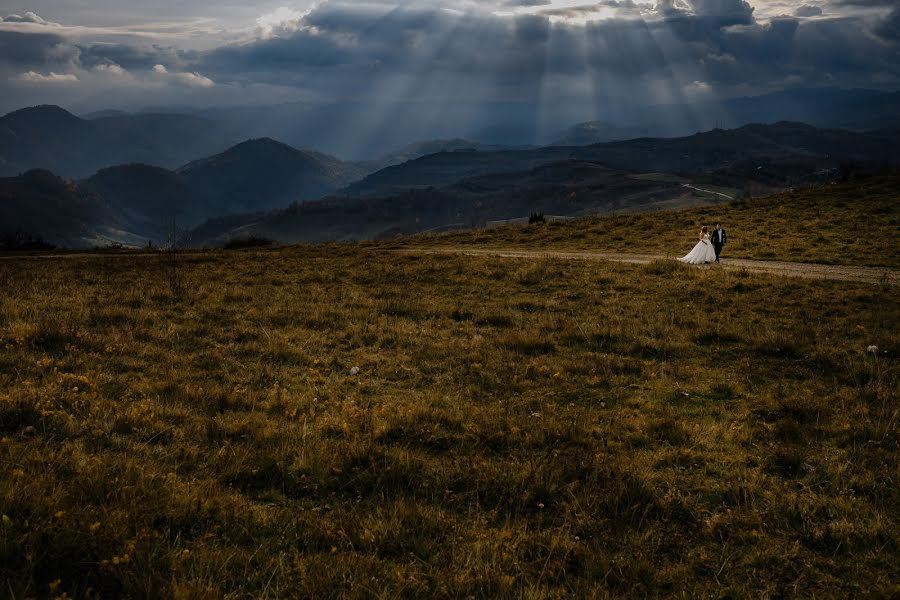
400, 247, 899, 285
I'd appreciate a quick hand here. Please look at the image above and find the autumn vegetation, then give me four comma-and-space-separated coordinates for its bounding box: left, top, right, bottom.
411, 175, 900, 269
0, 179, 897, 598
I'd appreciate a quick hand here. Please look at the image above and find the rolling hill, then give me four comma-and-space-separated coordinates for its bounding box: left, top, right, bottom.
2, 139, 368, 247
344, 122, 900, 199
5, 119, 898, 249
182, 161, 706, 246
1, 179, 896, 598
176, 138, 367, 213
0, 170, 118, 247
0, 106, 239, 178
182, 121, 900, 248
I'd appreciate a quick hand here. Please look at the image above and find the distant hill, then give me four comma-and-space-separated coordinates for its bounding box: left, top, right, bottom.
0, 170, 116, 247
4, 118, 898, 249
4, 88, 897, 178
183, 120, 900, 247
0, 105, 239, 177
81, 109, 131, 120
182, 161, 700, 247
550, 122, 645, 146
3, 139, 367, 247
571, 121, 900, 174
344, 147, 578, 197
551, 88, 900, 146
376, 138, 520, 167
342, 122, 900, 198
714, 88, 900, 132
176, 138, 367, 213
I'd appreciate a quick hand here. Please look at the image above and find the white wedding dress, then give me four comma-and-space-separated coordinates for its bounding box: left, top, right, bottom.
678, 233, 717, 264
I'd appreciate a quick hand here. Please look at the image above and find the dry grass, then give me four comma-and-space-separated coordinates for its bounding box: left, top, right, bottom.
405, 175, 900, 269
0, 243, 897, 598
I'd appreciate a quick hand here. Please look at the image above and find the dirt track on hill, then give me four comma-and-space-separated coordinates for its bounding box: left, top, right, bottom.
3, 247, 896, 285
401, 247, 899, 285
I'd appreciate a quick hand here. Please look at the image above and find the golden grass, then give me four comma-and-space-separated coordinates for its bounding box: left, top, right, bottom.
0, 245, 897, 598
406, 175, 900, 269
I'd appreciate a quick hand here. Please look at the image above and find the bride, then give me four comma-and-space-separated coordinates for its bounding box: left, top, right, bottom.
678, 226, 717, 265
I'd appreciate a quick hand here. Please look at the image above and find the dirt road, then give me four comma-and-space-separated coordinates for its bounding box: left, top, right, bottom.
401, 247, 899, 285
3, 246, 896, 285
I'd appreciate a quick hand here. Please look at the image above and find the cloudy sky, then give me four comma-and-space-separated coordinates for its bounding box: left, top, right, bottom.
1, 0, 898, 135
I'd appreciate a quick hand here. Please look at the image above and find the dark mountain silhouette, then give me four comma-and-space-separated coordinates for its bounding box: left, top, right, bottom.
344, 147, 579, 197
176, 138, 366, 213
3, 88, 898, 178
82, 164, 195, 242
0, 170, 113, 247
379, 138, 519, 165
4, 139, 368, 247
346, 122, 900, 198
170, 87, 900, 152
549, 89, 900, 146
4, 119, 898, 249
184, 120, 900, 247
714, 88, 900, 131
0, 105, 239, 177
550, 122, 645, 146
81, 109, 130, 119
182, 161, 693, 247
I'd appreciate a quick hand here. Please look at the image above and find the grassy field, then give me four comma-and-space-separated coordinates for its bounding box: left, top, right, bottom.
407, 175, 900, 269
0, 243, 896, 598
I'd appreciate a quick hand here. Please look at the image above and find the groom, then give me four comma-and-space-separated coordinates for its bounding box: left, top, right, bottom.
711, 223, 727, 263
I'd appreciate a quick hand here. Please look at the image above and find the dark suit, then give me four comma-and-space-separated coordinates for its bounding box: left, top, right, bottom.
711, 228, 727, 262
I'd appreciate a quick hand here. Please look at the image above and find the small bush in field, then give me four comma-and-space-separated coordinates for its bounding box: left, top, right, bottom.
643, 259, 686, 277
223, 236, 276, 250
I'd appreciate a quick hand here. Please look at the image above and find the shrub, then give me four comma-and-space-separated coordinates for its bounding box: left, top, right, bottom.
0, 230, 55, 251
223, 236, 276, 250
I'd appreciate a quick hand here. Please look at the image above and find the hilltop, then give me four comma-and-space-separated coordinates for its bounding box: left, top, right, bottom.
406, 174, 900, 269
0, 209, 896, 597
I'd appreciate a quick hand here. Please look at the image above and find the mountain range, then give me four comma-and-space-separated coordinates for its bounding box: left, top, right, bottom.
183, 121, 900, 247
181, 161, 696, 247
1, 138, 366, 247
341, 122, 899, 199
0, 106, 240, 178
1, 100, 899, 249
3, 87, 898, 179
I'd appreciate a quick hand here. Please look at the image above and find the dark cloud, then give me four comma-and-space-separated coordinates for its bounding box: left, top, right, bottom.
194, 1, 899, 95
502, 0, 551, 6
689, 0, 754, 20
77, 43, 191, 71
795, 5, 823, 17
0, 0, 898, 135
0, 30, 76, 68
829, 0, 896, 6
540, 1, 643, 18
876, 8, 900, 41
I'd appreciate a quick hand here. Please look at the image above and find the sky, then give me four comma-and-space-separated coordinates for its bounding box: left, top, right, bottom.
1, 0, 898, 139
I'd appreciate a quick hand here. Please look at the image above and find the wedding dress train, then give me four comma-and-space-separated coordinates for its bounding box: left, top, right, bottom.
678, 233, 717, 264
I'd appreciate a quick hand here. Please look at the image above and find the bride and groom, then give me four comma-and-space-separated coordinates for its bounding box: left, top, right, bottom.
678, 223, 726, 265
